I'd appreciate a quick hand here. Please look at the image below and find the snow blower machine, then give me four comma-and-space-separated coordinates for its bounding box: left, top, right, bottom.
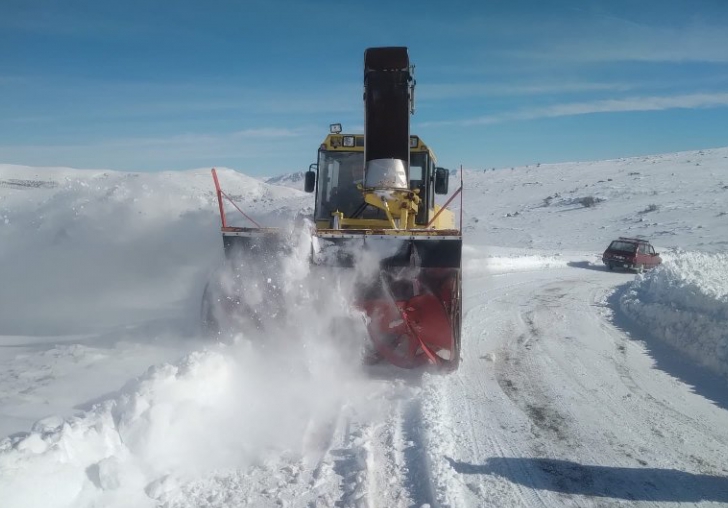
205, 47, 463, 372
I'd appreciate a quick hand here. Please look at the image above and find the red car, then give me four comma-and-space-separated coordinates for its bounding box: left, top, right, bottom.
602, 237, 662, 273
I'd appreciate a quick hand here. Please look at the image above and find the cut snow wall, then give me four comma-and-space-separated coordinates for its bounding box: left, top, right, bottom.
619, 251, 728, 380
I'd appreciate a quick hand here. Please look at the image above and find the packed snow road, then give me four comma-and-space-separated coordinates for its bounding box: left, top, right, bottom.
427, 256, 728, 507
160, 254, 728, 507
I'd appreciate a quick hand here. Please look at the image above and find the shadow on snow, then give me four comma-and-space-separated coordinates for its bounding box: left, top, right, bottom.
567, 260, 609, 272
567, 260, 641, 274
446, 457, 728, 503
606, 285, 728, 411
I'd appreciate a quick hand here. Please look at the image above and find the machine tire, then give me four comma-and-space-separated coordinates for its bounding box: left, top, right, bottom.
200, 281, 221, 337
438, 272, 462, 373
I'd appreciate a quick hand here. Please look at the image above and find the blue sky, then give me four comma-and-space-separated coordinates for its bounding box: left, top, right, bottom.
1, 0, 728, 175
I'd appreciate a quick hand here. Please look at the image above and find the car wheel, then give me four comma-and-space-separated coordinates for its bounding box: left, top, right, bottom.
607, 262, 614, 271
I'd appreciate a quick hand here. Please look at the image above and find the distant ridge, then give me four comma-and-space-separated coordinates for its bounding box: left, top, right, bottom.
264, 171, 306, 190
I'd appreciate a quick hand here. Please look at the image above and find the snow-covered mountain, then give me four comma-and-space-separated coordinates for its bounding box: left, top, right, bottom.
459, 147, 728, 254
263, 170, 307, 190
1, 148, 727, 507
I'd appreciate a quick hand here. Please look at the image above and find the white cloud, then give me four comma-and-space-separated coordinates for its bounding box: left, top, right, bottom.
95, 128, 305, 150
0, 76, 26, 85
424, 92, 728, 127
508, 18, 728, 64
538, 92, 728, 116
231, 128, 301, 139
419, 81, 633, 100
0, 126, 316, 171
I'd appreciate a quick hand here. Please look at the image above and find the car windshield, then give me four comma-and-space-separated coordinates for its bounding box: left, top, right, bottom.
608, 241, 638, 253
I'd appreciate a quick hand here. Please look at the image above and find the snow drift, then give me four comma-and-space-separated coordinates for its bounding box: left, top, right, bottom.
0, 343, 370, 508
619, 251, 728, 380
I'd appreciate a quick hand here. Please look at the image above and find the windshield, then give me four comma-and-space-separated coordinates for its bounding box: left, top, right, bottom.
410, 151, 432, 224
315, 149, 433, 224
315, 151, 366, 221
608, 241, 637, 253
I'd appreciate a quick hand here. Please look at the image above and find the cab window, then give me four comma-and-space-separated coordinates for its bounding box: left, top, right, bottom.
410, 151, 432, 224
315, 150, 365, 220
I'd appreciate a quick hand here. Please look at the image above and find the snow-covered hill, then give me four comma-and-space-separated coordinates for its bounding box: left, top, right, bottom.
1, 148, 727, 507
264, 171, 307, 190
458, 146, 728, 254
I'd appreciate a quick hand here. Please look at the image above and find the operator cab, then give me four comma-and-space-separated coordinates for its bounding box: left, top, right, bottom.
305, 126, 449, 228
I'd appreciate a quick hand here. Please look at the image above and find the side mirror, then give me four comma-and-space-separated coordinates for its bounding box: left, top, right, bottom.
434, 167, 449, 195
304, 164, 317, 193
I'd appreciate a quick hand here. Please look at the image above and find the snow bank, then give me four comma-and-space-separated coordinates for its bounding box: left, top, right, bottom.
0, 350, 235, 508
0, 333, 368, 508
619, 251, 728, 380
465, 252, 568, 276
